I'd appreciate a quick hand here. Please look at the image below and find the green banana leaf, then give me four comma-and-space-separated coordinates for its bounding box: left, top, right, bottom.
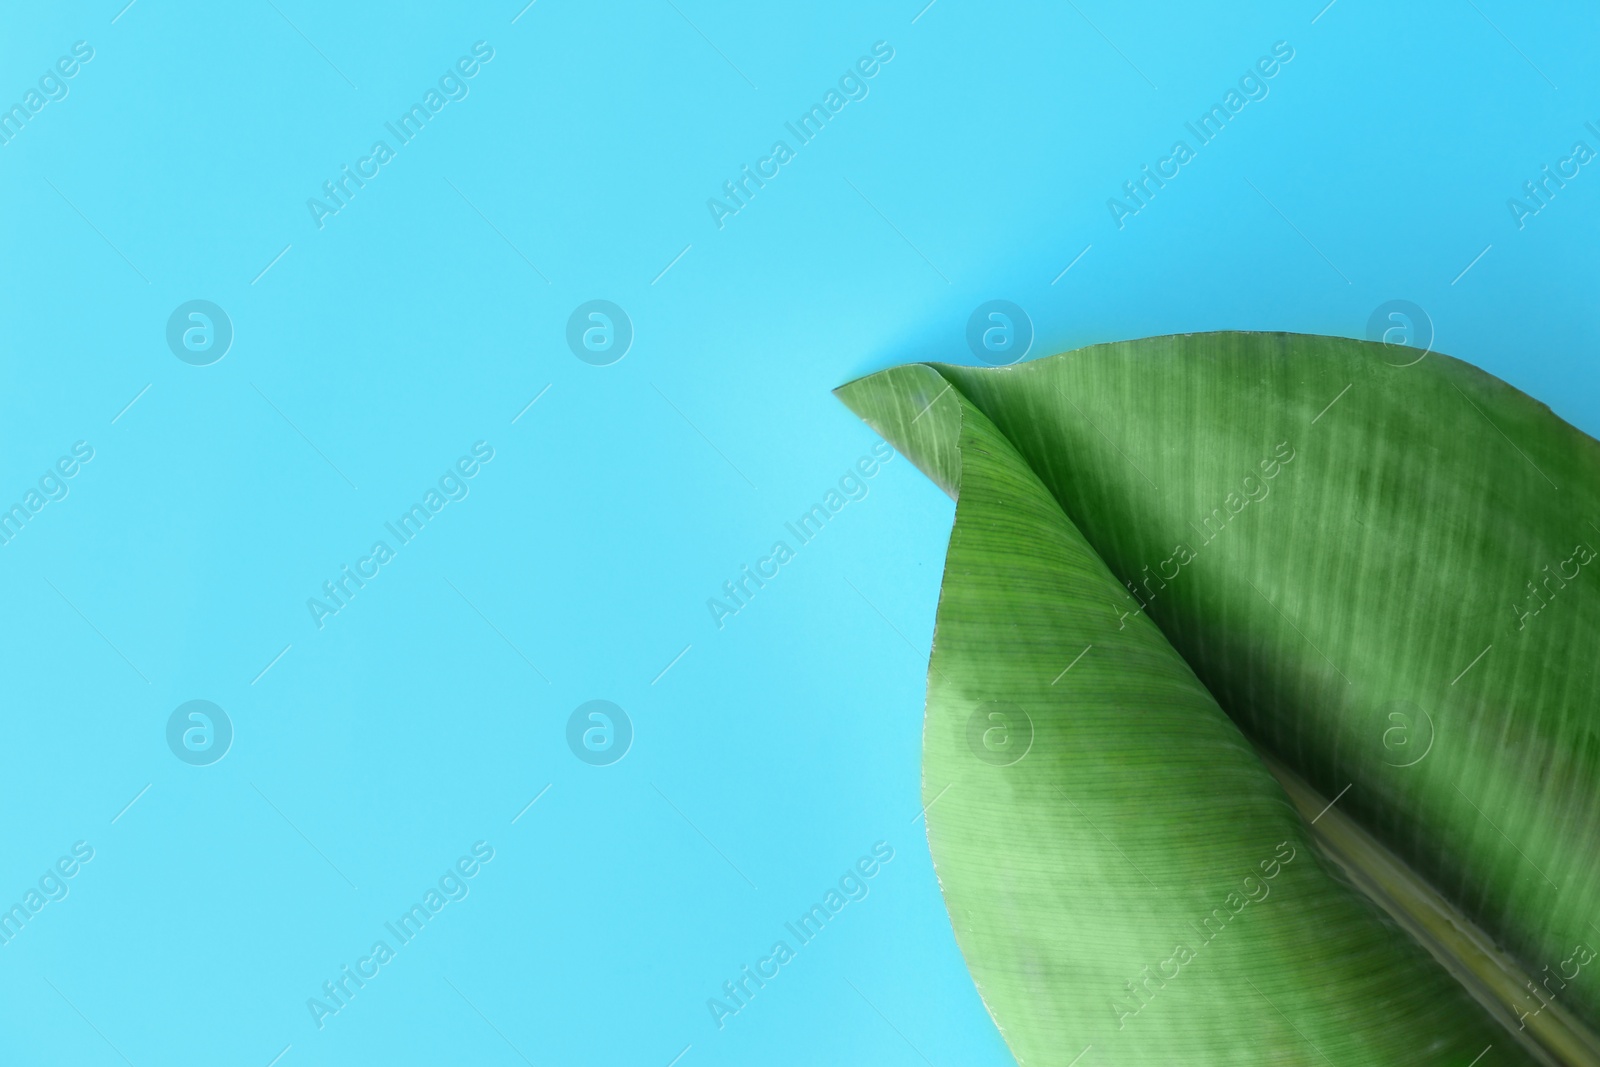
836, 332, 1600, 1067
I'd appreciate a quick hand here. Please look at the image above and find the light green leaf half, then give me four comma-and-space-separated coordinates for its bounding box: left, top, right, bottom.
836, 333, 1600, 1066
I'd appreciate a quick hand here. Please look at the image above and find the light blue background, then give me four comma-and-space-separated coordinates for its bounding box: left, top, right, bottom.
1, 1, 1596, 1064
